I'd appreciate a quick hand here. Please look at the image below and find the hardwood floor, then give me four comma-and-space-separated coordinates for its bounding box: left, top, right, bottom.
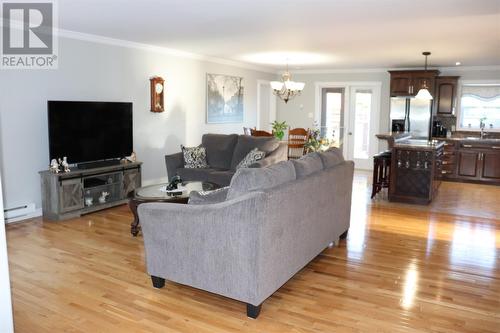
6, 172, 500, 332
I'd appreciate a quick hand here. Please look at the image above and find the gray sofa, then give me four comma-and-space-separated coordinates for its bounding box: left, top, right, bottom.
140, 148, 354, 319
165, 133, 288, 186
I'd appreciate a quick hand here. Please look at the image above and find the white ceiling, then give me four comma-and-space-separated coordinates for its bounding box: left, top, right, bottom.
59, 0, 500, 70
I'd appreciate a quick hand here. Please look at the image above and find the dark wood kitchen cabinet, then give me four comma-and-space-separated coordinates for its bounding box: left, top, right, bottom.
389, 70, 440, 97
482, 150, 500, 179
457, 151, 480, 178
456, 143, 500, 184
434, 76, 459, 115
436, 140, 500, 185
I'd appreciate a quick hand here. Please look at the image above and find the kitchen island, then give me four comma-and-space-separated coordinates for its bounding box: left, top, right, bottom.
389, 139, 444, 204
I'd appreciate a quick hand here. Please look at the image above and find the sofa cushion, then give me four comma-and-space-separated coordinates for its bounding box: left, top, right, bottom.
177, 168, 213, 182
202, 134, 239, 169
188, 187, 229, 205
207, 170, 235, 187
230, 136, 280, 170
319, 148, 345, 169
181, 146, 209, 169
227, 160, 296, 199
236, 148, 266, 169
291, 152, 324, 178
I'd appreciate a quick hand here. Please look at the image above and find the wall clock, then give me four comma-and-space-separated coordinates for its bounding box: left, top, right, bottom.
150, 76, 165, 113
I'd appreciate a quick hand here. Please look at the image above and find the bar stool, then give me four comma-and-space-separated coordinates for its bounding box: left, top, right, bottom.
371, 151, 391, 199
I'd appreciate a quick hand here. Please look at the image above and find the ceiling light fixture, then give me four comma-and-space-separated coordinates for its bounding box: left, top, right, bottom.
415, 51, 433, 100
270, 62, 305, 103
455, 61, 461, 66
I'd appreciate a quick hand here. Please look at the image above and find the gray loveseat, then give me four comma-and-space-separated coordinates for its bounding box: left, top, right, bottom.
165, 133, 288, 186
140, 148, 354, 319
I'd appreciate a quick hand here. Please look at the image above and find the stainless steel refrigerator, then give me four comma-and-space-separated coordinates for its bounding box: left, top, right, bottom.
390, 97, 432, 139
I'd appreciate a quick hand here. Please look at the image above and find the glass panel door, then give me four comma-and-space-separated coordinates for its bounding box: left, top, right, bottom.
321, 88, 345, 149
347, 86, 380, 170
352, 90, 372, 159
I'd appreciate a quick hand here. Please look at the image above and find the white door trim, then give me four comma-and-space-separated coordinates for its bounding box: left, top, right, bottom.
315, 81, 382, 168
257, 80, 277, 131
0, 174, 14, 333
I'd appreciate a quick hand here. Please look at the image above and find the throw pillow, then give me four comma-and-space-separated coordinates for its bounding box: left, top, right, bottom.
236, 148, 265, 169
181, 145, 209, 169
188, 187, 229, 205
291, 152, 324, 178
227, 160, 296, 200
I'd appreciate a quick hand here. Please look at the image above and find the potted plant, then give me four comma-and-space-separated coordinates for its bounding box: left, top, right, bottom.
271, 120, 288, 141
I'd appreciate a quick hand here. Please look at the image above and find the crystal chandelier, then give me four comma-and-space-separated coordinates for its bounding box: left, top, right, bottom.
270, 63, 305, 103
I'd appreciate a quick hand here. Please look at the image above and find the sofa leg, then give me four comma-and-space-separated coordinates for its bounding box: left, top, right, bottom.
151, 276, 165, 289
246, 303, 262, 319
340, 230, 348, 239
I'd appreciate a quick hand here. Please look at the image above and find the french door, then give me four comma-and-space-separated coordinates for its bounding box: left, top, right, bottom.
318, 83, 381, 170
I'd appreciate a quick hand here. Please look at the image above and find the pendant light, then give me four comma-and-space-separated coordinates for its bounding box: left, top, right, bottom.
415, 52, 433, 100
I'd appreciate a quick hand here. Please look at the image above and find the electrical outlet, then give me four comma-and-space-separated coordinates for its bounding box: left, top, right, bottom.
308, 112, 313, 119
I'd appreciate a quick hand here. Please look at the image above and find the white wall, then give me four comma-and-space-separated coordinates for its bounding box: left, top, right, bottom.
0, 37, 275, 212
0, 174, 14, 333
276, 68, 500, 151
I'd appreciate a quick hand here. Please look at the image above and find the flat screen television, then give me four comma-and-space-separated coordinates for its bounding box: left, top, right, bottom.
48, 101, 133, 166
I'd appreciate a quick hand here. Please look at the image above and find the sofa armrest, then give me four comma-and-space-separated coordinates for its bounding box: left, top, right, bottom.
165, 152, 184, 179
138, 191, 267, 305
249, 142, 288, 168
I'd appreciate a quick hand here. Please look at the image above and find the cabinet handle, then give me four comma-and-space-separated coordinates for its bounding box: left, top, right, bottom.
479, 153, 483, 161
463, 144, 473, 148
492, 146, 500, 150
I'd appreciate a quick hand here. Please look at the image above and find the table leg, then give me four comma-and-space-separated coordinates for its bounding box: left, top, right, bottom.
129, 199, 140, 236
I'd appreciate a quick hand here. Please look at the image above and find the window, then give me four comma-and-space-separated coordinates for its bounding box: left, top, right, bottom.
459, 84, 500, 131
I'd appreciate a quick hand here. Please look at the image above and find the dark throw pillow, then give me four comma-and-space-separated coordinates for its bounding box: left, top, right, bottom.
181, 145, 209, 169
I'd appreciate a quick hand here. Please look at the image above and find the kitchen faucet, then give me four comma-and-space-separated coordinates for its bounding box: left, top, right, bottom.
479, 118, 486, 139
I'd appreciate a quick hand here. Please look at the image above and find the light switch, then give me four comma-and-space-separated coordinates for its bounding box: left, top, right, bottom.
308, 112, 313, 119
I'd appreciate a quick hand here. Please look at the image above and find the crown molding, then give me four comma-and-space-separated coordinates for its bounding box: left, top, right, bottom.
437, 65, 500, 72
286, 65, 500, 75
56, 29, 276, 74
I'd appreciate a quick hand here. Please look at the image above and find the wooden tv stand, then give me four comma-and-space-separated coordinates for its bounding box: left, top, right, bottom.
39, 161, 142, 221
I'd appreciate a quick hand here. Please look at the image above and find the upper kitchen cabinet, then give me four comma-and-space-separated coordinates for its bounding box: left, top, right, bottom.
389, 70, 440, 97
434, 76, 459, 115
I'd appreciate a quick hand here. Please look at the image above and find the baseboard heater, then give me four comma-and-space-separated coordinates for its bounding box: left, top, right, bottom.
4, 203, 37, 222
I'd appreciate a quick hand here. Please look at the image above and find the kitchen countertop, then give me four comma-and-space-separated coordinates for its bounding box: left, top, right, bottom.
376, 132, 413, 148
432, 136, 500, 144
393, 139, 445, 151
376, 132, 412, 140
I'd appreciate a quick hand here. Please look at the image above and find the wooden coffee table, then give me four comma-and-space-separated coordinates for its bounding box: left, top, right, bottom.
129, 181, 219, 236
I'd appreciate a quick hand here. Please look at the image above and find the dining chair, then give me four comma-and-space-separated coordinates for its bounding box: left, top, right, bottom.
250, 129, 273, 137
243, 127, 254, 136
287, 127, 309, 159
